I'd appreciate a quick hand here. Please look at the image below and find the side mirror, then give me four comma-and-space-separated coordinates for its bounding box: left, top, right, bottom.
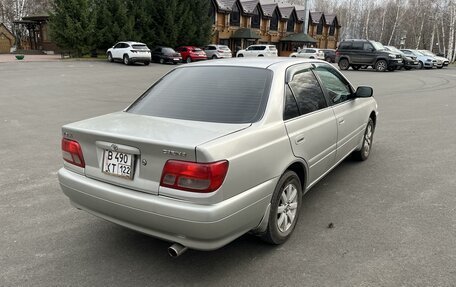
355, 86, 373, 98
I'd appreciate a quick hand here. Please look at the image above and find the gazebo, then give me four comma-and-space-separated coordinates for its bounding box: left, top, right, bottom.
280, 33, 317, 56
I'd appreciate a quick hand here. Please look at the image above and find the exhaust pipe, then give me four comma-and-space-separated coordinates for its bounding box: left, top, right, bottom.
168, 243, 188, 258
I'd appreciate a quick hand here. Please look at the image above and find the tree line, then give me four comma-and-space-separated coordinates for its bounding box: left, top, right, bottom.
48, 0, 212, 56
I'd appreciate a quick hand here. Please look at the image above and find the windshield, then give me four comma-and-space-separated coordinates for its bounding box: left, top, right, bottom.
386, 46, 401, 53
127, 66, 273, 123
371, 41, 385, 51
132, 44, 148, 50
163, 48, 176, 54
420, 50, 435, 57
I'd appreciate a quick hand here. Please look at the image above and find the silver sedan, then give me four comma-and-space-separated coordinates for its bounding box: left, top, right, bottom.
58, 58, 378, 256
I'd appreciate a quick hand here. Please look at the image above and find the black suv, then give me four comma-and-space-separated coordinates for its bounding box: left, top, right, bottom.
336, 39, 403, 72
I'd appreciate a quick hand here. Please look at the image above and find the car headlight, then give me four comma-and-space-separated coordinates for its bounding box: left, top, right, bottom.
426, 59, 432, 62
389, 54, 396, 58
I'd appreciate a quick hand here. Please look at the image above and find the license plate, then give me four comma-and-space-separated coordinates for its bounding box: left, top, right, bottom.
102, 150, 134, 179
174, 58, 180, 61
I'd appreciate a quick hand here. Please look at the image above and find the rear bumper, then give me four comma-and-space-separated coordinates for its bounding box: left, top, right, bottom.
130, 56, 151, 63
58, 168, 273, 250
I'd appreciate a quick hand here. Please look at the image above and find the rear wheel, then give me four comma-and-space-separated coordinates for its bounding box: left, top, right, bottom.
186, 57, 192, 63
352, 118, 375, 161
123, 54, 130, 65
325, 57, 332, 62
144, 61, 150, 66
211, 55, 217, 59
338, 58, 349, 70
237, 54, 244, 57
258, 54, 264, 57
375, 59, 387, 72
159, 58, 164, 64
261, 170, 302, 245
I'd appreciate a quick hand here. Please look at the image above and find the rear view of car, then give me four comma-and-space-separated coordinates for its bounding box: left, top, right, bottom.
236, 45, 278, 57
58, 58, 377, 257
107, 41, 151, 65
176, 46, 207, 63
152, 46, 182, 64
289, 48, 325, 60
204, 44, 232, 59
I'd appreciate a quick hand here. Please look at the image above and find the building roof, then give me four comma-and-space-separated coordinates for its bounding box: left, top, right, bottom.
278, 5, 294, 20
260, 3, 278, 17
0, 23, 15, 40
239, 0, 259, 14
310, 12, 324, 24
231, 27, 261, 39
281, 33, 317, 43
213, 0, 237, 12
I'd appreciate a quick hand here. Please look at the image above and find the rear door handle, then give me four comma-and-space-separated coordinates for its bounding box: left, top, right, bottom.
295, 135, 305, 144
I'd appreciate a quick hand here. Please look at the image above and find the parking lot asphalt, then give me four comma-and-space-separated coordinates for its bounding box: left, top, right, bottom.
1, 61, 456, 286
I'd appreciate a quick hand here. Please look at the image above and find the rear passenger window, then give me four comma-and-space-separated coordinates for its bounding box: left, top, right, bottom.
339, 42, 351, 49
352, 42, 363, 50
284, 86, 300, 120
288, 68, 327, 115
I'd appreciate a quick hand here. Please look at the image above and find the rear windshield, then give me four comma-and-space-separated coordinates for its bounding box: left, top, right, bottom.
127, 66, 272, 123
219, 45, 230, 51
162, 48, 176, 53
268, 46, 277, 50
132, 44, 148, 49
192, 48, 203, 52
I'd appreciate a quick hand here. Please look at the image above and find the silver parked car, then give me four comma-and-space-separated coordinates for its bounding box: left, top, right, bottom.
58, 58, 378, 256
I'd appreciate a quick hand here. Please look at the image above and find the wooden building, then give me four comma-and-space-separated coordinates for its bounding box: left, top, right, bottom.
13, 14, 58, 53
209, 0, 341, 56
0, 23, 15, 53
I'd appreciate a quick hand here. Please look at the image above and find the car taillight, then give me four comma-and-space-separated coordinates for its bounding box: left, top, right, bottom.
336, 51, 340, 56
160, 160, 229, 193
130, 50, 137, 53
61, 138, 85, 168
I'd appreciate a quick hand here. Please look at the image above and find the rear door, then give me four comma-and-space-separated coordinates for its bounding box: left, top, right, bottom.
283, 64, 337, 186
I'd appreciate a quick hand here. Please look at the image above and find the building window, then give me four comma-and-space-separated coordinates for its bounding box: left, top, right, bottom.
287, 13, 296, 32
270, 9, 279, 31
329, 20, 336, 36
209, 1, 216, 24
230, 3, 240, 26
317, 18, 324, 35
251, 6, 260, 29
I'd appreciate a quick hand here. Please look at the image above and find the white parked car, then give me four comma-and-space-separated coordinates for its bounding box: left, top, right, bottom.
419, 50, 449, 68
289, 48, 325, 60
236, 44, 278, 57
107, 41, 151, 65
204, 44, 232, 59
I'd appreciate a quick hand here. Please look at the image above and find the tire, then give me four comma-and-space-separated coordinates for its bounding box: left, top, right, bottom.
123, 54, 130, 65
352, 118, 375, 161
144, 61, 150, 66
186, 57, 192, 63
375, 59, 387, 72
325, 57, 332, 62
211, 55, 217, 59
437, 66, 443, 69
338, 58, 349, 70
261, 170, 302, 245
291, 55, 296, 57
237, 54, 244, 57
258, 54, 264, 57
159, 58, 164, 64
352, 65, 361, 70
107, 52, 113, 62
418, 61, 424, 69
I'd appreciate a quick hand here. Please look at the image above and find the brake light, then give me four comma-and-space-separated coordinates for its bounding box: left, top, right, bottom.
160, 160, 229, 193
61, 138, 85, 168
336, 51, 340, 56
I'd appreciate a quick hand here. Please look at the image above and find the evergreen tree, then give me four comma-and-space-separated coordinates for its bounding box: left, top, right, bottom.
49, 0, 96, 56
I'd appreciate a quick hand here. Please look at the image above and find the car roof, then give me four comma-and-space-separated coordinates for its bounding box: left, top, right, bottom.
120, 41, 147, 45
176, 57, 325, 69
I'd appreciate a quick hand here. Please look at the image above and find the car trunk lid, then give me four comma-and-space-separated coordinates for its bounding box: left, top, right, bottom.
62, 112, 250, 195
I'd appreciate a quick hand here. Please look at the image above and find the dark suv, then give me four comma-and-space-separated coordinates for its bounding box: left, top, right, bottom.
336, 39, 403, 72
